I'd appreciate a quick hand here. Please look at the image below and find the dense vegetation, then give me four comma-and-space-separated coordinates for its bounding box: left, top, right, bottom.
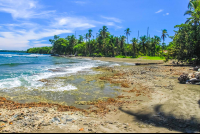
26, 46, 52, 54
47, 27, 167, 57
165, 0, 200, 64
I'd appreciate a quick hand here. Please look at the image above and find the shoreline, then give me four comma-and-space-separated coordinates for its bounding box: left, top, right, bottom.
0, 57, 200, 133
72, 56, 164, 64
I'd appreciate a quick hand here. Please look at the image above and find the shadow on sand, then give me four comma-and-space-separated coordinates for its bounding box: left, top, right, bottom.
119, 105, 200, 133
198, 100, 200, 108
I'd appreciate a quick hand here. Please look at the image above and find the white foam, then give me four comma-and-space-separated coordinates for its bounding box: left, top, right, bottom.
0, 57, 115, 91
0, 77, 21, 89
108, 63, 121, 67
124, 63, 135, 65
0, 63, 96, 90
45, 84, 77, 92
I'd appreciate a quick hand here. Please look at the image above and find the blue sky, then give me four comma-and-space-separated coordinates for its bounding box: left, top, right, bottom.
0, 0, 189, 50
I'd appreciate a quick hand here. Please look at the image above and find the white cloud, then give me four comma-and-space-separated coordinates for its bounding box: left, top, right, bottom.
74, 1, 86, 5
0, 0, 123, 50
52, 17, 96, 30
101, 16, 122, 23
0, 29, 72, 50
155, 9, 163, 13
0, 0, 56, 19
163, 13, 169, 16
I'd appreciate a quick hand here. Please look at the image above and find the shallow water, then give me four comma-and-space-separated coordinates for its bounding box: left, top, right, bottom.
0, 52, 122, 105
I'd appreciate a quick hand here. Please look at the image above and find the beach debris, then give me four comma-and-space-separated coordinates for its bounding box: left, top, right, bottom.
193, 66, 199, 71
187, 78, 200, 84
179, 71, 200, 84
79, 128, 84, 131
178, 73, 189, 84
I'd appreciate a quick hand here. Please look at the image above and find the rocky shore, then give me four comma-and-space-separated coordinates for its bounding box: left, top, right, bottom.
0, 58, 200, 133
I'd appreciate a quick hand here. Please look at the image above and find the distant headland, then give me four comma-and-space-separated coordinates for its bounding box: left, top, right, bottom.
0, 50, 27, 53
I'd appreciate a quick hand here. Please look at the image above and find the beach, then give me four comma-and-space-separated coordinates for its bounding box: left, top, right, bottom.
0, 56, 199, 133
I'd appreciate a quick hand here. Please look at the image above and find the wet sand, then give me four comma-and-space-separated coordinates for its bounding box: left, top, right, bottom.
0, 57, 200, 133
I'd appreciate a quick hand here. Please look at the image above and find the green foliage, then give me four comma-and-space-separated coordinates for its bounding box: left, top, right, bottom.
27, 46, 52, 54
27, 26, 166, 60
165, 0, 200, 63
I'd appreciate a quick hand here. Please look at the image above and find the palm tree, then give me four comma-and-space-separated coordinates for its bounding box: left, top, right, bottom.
69, 35, 76, 55
184, 0, 200, 25
49, 39, 55, 45
99, 26, 109, 56
78, 35, 84, 43
130, 38, 138, 57
161, 29, 169, 55
119, 35, 126, 55
84, 33, 89, 56
54, 35, 60, 41
99, 26, 108, 39
140, 35, 147, 55
114, 37, 120, 55
124, 28, 131, 44
188, 0, 197, 10
124, 28, 131, 56
153, 36, 161, 56
65, 35, 71, 41
88, 29, 93, 56
109, 35, 115, 57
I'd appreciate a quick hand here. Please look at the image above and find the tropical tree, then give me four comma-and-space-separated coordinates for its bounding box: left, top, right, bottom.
153, 36, 161, 56
114, 37, 120, 55
69, 35, 76, 55
124, 28, 131, 56
54, 35, 60, 41
161, 29, 169, 55
140, 35, 147, 55
84, 33, 89, 56
88, 29, 93, 56
78, 35, 84, 43
119, 36, 126, 55
184, 0, 200, 25
130, 38, 138, 57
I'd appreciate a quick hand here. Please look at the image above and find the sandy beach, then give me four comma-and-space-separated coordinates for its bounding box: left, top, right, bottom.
0, 57, 199, 133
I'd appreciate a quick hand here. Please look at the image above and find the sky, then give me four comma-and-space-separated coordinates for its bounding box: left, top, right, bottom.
0, 0, 190, 50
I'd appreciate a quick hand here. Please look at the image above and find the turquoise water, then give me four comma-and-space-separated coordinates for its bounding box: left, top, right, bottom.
0, 52, 122, 105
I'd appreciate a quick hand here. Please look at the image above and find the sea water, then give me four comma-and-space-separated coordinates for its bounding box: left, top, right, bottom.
0, 52, 122, 105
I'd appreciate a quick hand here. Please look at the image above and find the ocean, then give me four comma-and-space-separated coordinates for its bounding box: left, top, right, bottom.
0, 52, 122, 105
